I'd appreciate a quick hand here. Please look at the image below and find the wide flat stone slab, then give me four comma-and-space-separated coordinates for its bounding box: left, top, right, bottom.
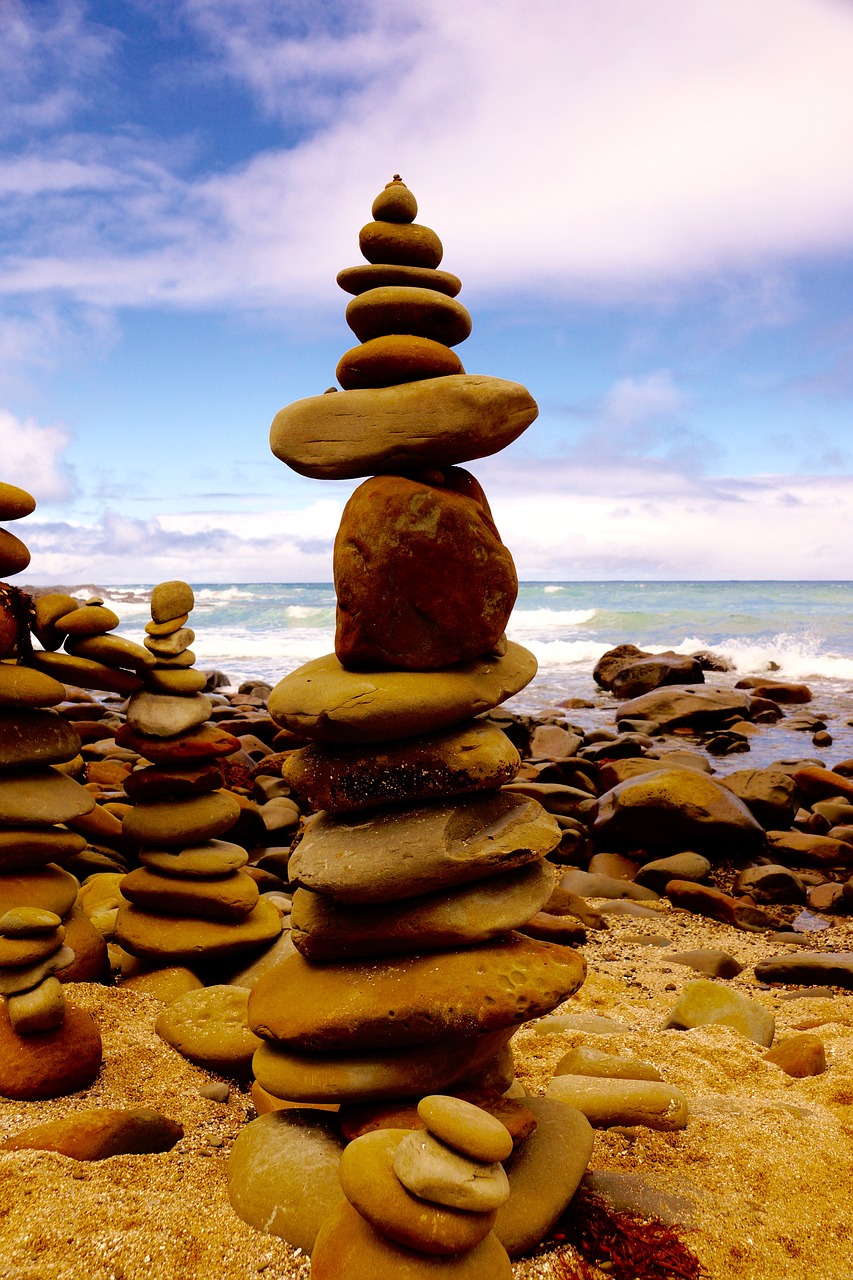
268, 643, 537, 744
0, 767, 95, 827
0, 709, 81, 770
114, 897, 282, 961
754, 952, 853, 987
269, 374, 538, 480
616, 684, 752, 730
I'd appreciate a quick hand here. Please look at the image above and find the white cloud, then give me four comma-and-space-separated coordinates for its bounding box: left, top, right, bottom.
0, 408, 75, 501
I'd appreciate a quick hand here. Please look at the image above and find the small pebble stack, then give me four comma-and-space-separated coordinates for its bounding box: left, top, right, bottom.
311, 1095, 513, 1277
0, 481, 102, 1098
113, 581, 282, 969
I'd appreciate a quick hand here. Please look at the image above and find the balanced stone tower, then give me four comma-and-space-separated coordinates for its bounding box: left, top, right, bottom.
0, 481, 102, 1099
114, 581, 282, 970
232, 179, 587, 1267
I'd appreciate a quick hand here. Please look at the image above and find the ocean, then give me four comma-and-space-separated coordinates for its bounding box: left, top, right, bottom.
96, 580, 853, 772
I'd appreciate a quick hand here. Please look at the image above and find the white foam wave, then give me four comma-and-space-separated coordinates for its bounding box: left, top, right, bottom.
636, 634, 853, 684
192, 587, 258, 607
525, 639, 612, 667
509, 608, 598, 632
543, 585, 564, 594
285, 604, 334, 621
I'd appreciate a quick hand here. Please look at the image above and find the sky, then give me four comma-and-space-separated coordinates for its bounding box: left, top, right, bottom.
3, 0, 853, 582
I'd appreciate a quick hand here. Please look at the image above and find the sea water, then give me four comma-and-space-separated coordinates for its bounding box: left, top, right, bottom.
96, 580, 853, 771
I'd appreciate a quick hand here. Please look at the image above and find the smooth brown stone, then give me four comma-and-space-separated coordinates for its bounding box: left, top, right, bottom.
0, 1107, 182, 1158
359, 220, 443, 268
143, 627, 195, 657
593, 768, 765, 855
120, 965, 203, 1000
763, 1033, 826, 1077
0, 527, 30, 576
334, 471, 516, 671
145, 612, 189, 636
65, 633, 156, 671
339, 1093, 537, 1147
268, 643, 537, 744
147, 648, 196, 668
0, 907, 62, 936
0, 663, 65, 707
142, 667, 208, 695
248, 933, 586, 1052
139, 839, 248, 878
0, 865, 79, 918
150, 580, 194, 623
0, 481, 36, 521
6, 975, 66, 1033
393, 1129, 509, 1211
0, 928, 64, 967
31, 594, 78, 651
59, 906, 109, 983
155, 986, 262, 1076
121, 866, 259, 920
0, 766, 95, 826
253, 1028, 517, 1104
312, 1202, 512, 1280
339, 1128, 496, 1255
290, 860, 556, 961
372, 177, 418, 222
0, 708, 81, 770
121, 789, 241, 847
114, 722, 240, 763
269, 374, 538, 482
114, 896, 282, 961
0, 826, 87, 872
54, 605, 119, 636
417, 1094, 514, 1163
793, 765, 853, 803
345, 285, 471, 346
337, 334, 463, 390
0, 944, 74, 995
125, 691, 212, 738
337, 262, 461, 297
31, 651, 142, 696
554, 1046, 662, 1082
0, 1001, 102, 1100
123, 763, 222, 801
289, 791, 560, 904
282, 720, 519, 814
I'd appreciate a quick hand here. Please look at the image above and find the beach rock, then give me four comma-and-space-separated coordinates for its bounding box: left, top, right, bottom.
52, 604, 119, 637
766, 830, 853, 866
124, 763, 224, 801
0, 709, 81, 770
346, 285, 472, 346
252, 1028, 517, 1105
290, 860, 555, 961
359, 218, 443, 267
115, 897, 282, 961
594, 646, 704, 698
311, 1202, 512, 1279
269, 375, 538, 481
733, 864, 806, 903
281, 720, 519, 813
337, 334, 463, 390
248, 933, 586, 1051
664, 881, 777, 931
227, 1109, 346, 1252
493, 1096, 593, 1257
0, 1001, 102, 1100
546, 1075, 688, 1130
735, 678, 812, 703
31, 651, 143, 695
665, 949, 744, 978
143, 667, 208, 695
0, 663, 65, 707
0, 926, 64, 968
720, 768, 799, 828
0, 866, 79, 919
6, 976, 66, 1033
763, 1034, 826, 1077
664, 978, 775, 1045
635, 852, 711, 891
0, 766, 96, 827
0, 1107, 183, 1159
155, 985, 262, 1076
559, 869, 659, 902
339, 1128, 496, 1254
339, 1094, 535, 1148
139, 839, 248, 878
150, 580, 194, 624
115, 722, 241, 763
120, 790, 241, 847
592, 768, 765, 855
417, 1095, 514, 1163
288, 791, 559, 904
121, 965, 203, 1001
754, 952, 853, 987
0, 480, 36, 520
66, 633, 156, 671
125, 691, 212, 738
615, 685, 751, 730
394, 1130, 510, 1211
337, 261, 462, 297
553, 1046, 662, 1082
121, 866, 259, 920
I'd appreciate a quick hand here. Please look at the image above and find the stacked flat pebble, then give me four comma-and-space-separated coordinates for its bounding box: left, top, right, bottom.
0, 482, 103, 1099
312, 1095, 513, 1277
113, 581, 282, 970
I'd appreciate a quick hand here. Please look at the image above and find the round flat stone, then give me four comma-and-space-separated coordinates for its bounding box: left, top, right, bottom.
252, 1028, 516, 1105
54, 605, 119, 636
289, 791, 560, 904
0, 1001, 102, 1100
31, 594, 78, 651
139, 839, 248, 877
0, 482, 36, 520
393, 1130, 508, 1211
121, 866, 259, 920
123, 763, 223, 802
143, 667, 208, 695
150, 580, 194, 623
345, 286, 471, 346
114, 722, 240, 763
340, 1128, 495, 1254
269, 644, 537, 746
372, 177, 418, 222
0, 944, 75, 995
312, 1202, 512, 1280
337, 263, 462, 297
125, 691, 212, 738
270, 374, 538, 481
143, 627, 195, 657
248, 933, 586, 1052
359, 220, 443, 268
0, 865, 79, 919
227, 1109, 346, 1253
114, 896, 282, 961
155, 985, 262, 1076
337, 334, 463, 390
65, 633, 156, 671
6, 975, 66, 1033
121, 789, 241, 847
0, 709, 81, 770
0, 1106, 183, 1159
0, 928, 64, 967
0, 528, 31, 576
0, 663, 65, 708
0, 907, 62, 937
418, 1095, 514, 1163
31, 652, 143, 696
0, 765, 95, 826
290, 860, 556, 962
145, 612, 189, 636
545, 1075, 689, 1130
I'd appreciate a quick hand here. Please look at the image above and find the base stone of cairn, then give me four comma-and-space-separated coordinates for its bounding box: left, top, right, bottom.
228, 179, 590, 1266
0, 481, 102, 1099
113, 582, 282, 975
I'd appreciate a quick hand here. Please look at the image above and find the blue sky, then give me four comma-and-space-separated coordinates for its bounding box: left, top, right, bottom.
3, 0, 853, 582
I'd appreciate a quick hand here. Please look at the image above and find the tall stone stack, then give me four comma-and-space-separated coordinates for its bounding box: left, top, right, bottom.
0, 481, 102, 1099
113, 581, 282, 970
247, 181, 587, 1117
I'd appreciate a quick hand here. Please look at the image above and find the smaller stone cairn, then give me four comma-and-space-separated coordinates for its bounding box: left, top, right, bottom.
0, 481, 102, 1099
113, 581, 282, 971
311, 1096, 513, 1277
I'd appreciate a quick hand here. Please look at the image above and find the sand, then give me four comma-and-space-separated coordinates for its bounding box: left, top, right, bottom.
2, 906, 853, 1280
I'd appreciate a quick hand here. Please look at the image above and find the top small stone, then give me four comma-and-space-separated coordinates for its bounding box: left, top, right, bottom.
151, 580, 195, 624
417, 1095, 514, 1163
371, 175, 418, 224
0, 908, 63, 938
0, 482, 36, 522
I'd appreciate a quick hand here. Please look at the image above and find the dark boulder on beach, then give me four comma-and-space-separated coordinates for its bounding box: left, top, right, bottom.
593, 645, 704, 698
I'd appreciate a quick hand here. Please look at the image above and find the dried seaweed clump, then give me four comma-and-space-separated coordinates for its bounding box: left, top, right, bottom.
551, 1192, 705, 1280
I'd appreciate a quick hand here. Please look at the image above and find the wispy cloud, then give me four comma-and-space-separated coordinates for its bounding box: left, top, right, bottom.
0, 407, 76, 500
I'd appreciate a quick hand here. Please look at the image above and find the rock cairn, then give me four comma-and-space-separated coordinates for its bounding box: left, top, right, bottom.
312, 1095, 514, 1276
113, 581, 282, 970
0, 481, 102, 1099
229, 179, 588, 1263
